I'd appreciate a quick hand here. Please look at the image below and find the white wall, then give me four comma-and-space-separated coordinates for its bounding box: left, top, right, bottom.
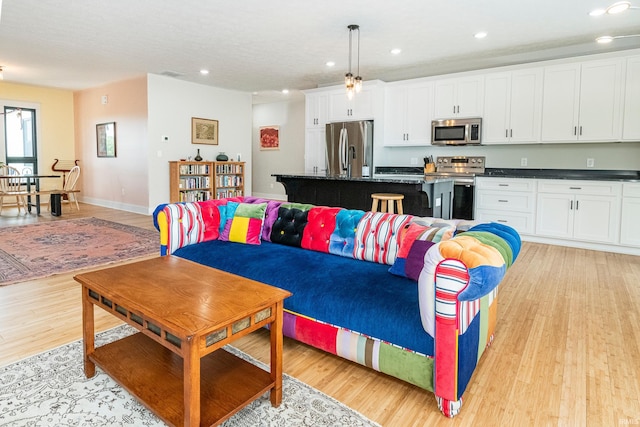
252, 99, 305, 199
147, 74, 252, 212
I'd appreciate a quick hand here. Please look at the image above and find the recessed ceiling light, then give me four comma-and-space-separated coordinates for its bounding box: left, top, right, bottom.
200, 69, 209, 75
326, 61, 336, 67
596, 35, 614, 43
589, 8, 606, 16
390, 48, 402, 55
282, 89, 289, 94
474, 32, 488, 39
607, 0, 631, 14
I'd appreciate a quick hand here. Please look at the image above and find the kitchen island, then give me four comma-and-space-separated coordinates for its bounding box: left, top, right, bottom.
272, 174, 454, 218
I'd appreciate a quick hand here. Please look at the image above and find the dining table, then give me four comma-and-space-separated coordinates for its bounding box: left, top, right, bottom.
0, 174, 62, 215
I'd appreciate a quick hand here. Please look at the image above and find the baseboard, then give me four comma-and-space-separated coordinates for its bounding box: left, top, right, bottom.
521, 234, 640, 256
80, 196, 150, 215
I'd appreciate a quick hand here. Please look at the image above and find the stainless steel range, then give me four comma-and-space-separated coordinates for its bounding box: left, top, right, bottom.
424, 156, 485, 220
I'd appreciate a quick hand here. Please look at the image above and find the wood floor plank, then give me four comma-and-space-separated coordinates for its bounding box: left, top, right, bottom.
1, 203, 639, 426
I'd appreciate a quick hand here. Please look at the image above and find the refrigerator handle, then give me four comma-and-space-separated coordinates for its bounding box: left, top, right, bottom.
339, 127, 348, 172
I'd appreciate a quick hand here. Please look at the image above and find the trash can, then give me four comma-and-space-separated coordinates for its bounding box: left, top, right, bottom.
50, 193, 63, 216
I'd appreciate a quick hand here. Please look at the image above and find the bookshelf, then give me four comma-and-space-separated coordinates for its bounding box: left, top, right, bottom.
169, 161, 245, 203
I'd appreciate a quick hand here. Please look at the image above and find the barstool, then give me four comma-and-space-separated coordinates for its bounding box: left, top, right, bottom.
371, 193, 404, 214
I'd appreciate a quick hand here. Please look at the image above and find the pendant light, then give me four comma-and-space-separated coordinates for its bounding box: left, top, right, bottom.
345, 24, 362, 100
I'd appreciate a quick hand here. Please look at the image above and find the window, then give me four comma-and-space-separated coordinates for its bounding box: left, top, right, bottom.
3, 106, 38, 174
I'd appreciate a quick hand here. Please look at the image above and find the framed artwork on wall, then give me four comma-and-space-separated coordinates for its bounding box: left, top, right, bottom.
260, 125, 279, 150
192, 117, 219, 145
96, 122, 116, 157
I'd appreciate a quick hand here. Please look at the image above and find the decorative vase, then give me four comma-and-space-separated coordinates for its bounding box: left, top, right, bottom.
216, 152, 229, 161
194, 149, 203, 161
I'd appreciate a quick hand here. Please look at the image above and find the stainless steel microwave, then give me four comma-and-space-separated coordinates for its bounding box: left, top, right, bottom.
431, 117, 482, 145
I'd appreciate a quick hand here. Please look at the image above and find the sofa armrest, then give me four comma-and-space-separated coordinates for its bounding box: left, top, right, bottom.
417, 225, 519, 415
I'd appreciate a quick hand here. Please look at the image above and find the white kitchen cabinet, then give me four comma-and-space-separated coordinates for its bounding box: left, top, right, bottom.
536, 180, 622, 244
623, 56, 640, 140
541, 59, 623, 142
434, 75, 484, 118
304, 128, 327, 174
475, 177, 537, 234
384, 81, 433, 146
305, 92, 328, 128
620, 183, 640, 247
483, 68, 543, 144
328, 86, 375, 121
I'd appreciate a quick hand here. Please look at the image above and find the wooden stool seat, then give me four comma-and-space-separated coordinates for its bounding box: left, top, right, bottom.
371, 193, 404, 214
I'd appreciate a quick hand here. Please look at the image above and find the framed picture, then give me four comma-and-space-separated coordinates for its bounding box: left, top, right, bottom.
260, 125, 279, 150
192, 117, 219, 145
96, 122, 116, 157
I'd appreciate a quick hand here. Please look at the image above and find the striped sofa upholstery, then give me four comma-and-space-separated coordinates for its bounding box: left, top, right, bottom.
153, 198, 521, 418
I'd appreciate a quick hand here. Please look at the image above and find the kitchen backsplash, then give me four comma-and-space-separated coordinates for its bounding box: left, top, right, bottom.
374, 141, 640, 170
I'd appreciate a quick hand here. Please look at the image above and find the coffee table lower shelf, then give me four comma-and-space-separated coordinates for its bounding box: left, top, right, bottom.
90, 332, 274, 427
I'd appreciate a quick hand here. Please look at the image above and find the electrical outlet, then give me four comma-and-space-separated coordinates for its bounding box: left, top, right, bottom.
520, 157, 528, 167
587, 158, 595, 168
121, 188, 125, 196
410, 157, 418, 165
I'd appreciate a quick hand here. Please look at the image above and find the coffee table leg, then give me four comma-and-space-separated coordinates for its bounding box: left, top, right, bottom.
270, 300, 284, 407
184, 339, 201, 426
82, 286, 96, 378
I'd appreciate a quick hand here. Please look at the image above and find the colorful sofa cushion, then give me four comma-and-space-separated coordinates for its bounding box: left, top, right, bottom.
270, 205, 311, 247
329, 209, 366, 258
219, 201, 267, 245
160, 202, 205, 255
388, 222, 455, 279
301, 206, 342, 253
243, 197, 284, 242
353, 212, 412, 265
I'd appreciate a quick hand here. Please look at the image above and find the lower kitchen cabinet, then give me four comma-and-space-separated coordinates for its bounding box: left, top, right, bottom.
620, 183, 640, 247
475, 177, 536, 234
535, 180, 622, 244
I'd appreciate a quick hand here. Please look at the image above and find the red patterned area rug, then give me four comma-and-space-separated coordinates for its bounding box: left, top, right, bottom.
0, 217, 158, 286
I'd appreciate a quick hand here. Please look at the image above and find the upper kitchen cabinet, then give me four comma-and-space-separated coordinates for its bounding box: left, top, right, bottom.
483, 68, 543, 144
305, 92, 328, 129
623, 56, 640, 141
328, 80, 384, 122
541, 59, 623, 142
384, 81, 434, 146
434, 75, 484, 118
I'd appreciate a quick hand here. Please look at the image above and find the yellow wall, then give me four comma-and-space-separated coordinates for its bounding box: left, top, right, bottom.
1, 81, 75, 190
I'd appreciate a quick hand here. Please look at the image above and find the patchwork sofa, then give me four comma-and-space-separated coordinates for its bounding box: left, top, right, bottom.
153, 196, 521, 417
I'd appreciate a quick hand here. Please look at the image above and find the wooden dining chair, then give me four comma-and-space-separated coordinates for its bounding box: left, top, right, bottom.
61, 165, 81, 211
0, 165, 29, 214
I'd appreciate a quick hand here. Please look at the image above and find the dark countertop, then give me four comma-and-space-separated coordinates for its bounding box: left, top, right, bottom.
481, 168, 640, 182
273, 173, 454, 184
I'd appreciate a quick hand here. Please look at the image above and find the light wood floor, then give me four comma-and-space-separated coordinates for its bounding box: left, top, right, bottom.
1, 204, 639, 426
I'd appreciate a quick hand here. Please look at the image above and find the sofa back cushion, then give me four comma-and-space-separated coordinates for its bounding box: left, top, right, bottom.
301, 206, 342, 253
329, 209, 366, 258
162, 202, 205, 255
388, 222, 456, 280
353, 212, 412, 265
270, 205, 311, 247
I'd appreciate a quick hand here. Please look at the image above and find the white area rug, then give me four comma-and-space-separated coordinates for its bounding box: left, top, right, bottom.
0, 325, 380, 426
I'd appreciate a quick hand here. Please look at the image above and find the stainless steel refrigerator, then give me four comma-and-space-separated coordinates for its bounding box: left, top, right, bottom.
325, 120, 373, 178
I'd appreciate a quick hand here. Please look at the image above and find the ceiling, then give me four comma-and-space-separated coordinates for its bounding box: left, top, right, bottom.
1, 0, 639, 104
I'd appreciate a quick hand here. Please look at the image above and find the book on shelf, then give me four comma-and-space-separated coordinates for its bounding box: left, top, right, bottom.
179, 164, 210, 175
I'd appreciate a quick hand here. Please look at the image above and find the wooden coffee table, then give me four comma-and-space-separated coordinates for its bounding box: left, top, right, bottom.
75, 256, 291, 427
